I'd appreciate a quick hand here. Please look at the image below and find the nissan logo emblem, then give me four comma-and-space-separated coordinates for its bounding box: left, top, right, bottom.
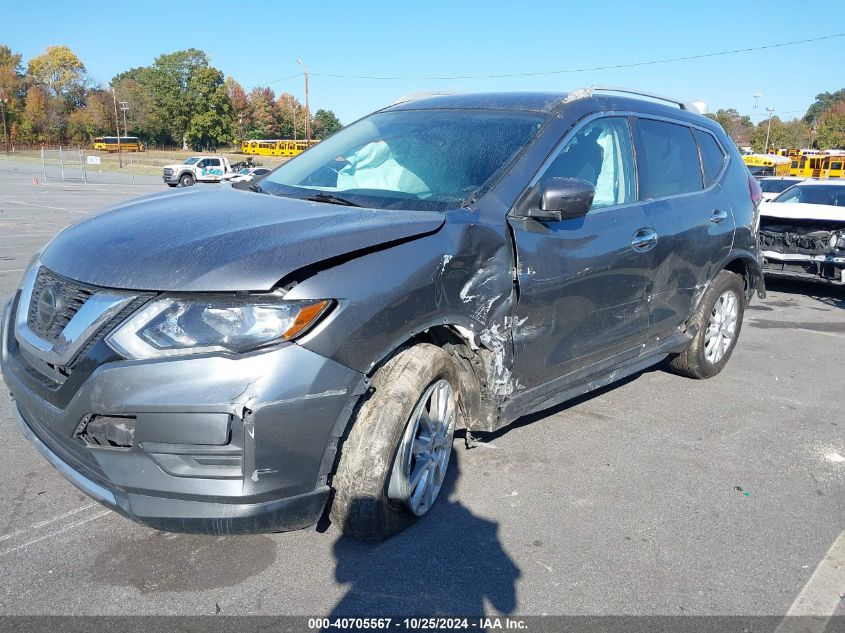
35, 283, 62, 330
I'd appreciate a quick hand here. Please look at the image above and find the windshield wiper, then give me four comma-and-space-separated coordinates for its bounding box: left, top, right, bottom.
248, 183, 265, 194
303, 192, 361, 207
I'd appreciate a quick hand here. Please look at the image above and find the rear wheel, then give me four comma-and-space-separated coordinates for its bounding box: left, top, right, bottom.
179, 172, 195, 187
668, 270, 745, 379
330, 344, 459, 542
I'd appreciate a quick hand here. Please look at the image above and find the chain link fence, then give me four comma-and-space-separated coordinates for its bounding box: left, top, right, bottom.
33, 147, 154, 185
2, 146, 286, 186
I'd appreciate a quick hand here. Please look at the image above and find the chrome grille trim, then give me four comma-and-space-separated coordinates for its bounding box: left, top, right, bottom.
15, 264, 137, 368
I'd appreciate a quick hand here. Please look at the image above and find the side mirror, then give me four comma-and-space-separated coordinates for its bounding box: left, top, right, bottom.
527, 177, 595, 221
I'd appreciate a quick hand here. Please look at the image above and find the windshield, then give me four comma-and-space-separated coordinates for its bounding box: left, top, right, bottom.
259, 109, 545, 211
760, 179, 800, 194
773, 184, 845, 206
184, 158, 200, 165
238, 168, 251, 174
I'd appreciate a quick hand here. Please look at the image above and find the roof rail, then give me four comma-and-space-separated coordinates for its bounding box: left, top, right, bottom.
573, 85, 708, 115
391, 91, 458, 106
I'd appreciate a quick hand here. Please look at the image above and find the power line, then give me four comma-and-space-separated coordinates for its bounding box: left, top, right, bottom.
308, 32, 845, 81
244, 72, 302, 91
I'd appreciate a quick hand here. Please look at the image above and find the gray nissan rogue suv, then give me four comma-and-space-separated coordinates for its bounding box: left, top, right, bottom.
1, 89, 765, 541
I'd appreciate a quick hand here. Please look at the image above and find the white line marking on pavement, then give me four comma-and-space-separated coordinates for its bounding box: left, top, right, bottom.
0, 199, 88, 214
0, 233, 55, 237
774, 530, 845, 633
0, 502, 98, 543
0, 510, 111, 557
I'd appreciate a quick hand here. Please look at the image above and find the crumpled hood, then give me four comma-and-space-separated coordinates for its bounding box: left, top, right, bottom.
40, 186, 445, 291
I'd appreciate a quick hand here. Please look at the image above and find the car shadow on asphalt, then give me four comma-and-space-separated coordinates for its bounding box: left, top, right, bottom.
764, 277, 845, 309
326, 450, 520, 618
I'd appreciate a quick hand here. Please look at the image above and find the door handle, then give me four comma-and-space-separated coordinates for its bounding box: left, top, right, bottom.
710, 209, 729, 223
631, 228, 658, 252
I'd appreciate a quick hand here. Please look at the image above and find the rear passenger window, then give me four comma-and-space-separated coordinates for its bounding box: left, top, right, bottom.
634, 119, 703, 199
693, 129, 726, 187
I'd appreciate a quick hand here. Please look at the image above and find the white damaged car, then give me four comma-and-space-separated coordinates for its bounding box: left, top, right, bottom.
759, 180, 845, 284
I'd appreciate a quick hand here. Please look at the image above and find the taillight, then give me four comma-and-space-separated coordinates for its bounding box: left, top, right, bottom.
748, 174, 763, 207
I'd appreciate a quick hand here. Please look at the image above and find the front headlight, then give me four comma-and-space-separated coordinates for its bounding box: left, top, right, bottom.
106, 296, 332, 359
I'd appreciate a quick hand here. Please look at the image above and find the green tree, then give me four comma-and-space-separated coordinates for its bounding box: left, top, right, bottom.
141, 48, 211, 148
184, 67, 232, 149
815, 102, 845, 149
751, 117, 812, 152
0, 44, 24, 97
276, 92, 305, 139
0, 45, 25, 147
0, 45, 23, 73
111, 71, 167, 143
804, 89, 845, 125
312, 109, 342, 139
66, 107, 95, 144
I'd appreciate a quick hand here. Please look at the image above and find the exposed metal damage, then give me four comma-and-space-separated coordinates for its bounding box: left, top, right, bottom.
436, 234, 520, 431
761, 218, 845, 284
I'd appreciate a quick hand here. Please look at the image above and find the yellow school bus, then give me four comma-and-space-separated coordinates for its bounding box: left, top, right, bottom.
241, 139, 319, 157
743, 154, 791, 177
790, 154, 828, 179
823, 154, 844, 178
93, 136, 143, 152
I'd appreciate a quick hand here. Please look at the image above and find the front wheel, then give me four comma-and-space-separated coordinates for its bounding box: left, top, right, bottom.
330, 344, 459, 542
179, 172, 195, 187
668, 270, 745, 379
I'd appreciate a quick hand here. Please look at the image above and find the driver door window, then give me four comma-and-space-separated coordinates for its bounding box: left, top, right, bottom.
539, 117, 637, 210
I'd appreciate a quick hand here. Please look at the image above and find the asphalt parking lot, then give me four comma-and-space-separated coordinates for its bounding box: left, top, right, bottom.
0, 158, 842, 618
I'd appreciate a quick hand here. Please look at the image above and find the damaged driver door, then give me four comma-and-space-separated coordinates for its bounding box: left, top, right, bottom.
507, 116, 652, 392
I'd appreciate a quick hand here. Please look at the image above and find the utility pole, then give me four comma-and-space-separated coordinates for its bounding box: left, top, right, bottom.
111, 87, 123, 168
0, 91, 8, 156
119, 100, 129, 138
764, 107, 775, 154
289, 99, 297, 140
297, 58, 310, 141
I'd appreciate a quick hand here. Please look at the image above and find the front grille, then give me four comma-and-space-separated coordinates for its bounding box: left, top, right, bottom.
17, 267, 154, 386
27, 267, 96, 343
163, 168, 173, 177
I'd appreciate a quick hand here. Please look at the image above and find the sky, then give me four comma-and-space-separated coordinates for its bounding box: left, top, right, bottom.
2, 0, 844, 125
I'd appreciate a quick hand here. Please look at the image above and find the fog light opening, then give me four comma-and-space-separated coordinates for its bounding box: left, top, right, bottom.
75, 414, 136, 449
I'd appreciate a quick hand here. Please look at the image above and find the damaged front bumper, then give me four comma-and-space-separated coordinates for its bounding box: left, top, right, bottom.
761, 251, 845, 285
760, 221, 845, 284
1, 294, 366, 534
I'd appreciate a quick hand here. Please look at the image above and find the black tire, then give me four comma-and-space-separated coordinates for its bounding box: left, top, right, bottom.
179, 172, 195, 187
167, 183, 178, 188
330, 343, 460, 542
668, 270, 745, 379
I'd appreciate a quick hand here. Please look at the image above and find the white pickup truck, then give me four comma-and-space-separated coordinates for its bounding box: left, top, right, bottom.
162, 156, 233, 187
